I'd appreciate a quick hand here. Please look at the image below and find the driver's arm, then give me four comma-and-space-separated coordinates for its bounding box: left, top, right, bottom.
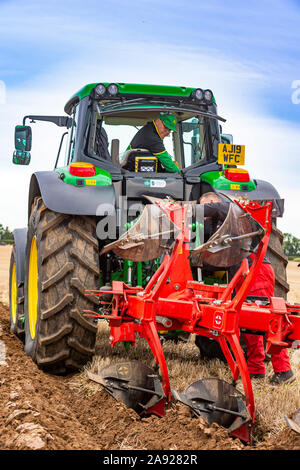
153, 149, 180, 173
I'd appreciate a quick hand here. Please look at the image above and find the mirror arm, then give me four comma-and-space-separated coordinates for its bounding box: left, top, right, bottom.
22, 115, 73, 128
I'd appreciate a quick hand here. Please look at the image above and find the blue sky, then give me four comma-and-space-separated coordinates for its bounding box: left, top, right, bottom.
0, 0, 299, 236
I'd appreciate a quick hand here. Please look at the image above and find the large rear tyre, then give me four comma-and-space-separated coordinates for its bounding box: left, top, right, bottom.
267, 219, 289, 299
24, 197, 100, 374
9, 246, 25, 339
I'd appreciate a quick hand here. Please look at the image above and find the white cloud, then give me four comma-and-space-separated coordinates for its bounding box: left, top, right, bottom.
221, 113, 300, 237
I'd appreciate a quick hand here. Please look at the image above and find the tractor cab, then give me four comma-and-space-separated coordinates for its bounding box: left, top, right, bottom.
11, 82, 241, 207
61, 82, 226, 205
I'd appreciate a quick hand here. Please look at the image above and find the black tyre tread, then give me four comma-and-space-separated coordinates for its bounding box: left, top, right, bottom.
39, 324, 73, 346
267, 219, 289, 299
41, 262, 74, 291
70, 308, 98, 333
37, 349, 70, 366
267, 245, 288, 264
68, 219, 98, 248
69, 247, 99, 275
9, 246, 25, 339
40, 294, 74, 320
41, 235, 72, 263
67, 336, 95, 356
25, 197, 99, 374
40, 213, 69, 237
70, 278, 99, 305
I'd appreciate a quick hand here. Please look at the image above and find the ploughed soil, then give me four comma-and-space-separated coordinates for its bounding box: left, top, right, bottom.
0, 302, 299, 451
0, 246, 299, 450
0, 302, 245, 451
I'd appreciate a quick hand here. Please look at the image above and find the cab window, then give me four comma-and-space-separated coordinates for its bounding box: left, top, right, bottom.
181, 117, 219, 168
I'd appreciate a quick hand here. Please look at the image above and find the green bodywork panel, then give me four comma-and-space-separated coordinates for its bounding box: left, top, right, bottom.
201, 170, 256, 192
55, 165, 112, 187
65, 82, 216, 114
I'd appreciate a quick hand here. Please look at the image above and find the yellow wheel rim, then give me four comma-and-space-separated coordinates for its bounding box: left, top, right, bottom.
11, 263, 17, 324
28, 236, 38, 339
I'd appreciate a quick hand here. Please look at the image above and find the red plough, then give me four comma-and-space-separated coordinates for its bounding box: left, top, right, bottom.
84, 199, 300, 444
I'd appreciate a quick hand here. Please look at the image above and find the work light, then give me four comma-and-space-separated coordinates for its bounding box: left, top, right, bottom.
95, 84, 106, 96
194, 88, 204, 100
204, 89, 213, 102
107, 83, 119, 96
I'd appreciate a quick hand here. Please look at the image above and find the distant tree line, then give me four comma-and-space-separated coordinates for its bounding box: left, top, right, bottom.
283, 233, 300, 258
0, 224, 13, 244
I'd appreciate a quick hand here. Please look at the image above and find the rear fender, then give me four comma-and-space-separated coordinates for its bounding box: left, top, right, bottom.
13, 228, 27, 284
28, 171, 116, 219
213, 179, 284, 217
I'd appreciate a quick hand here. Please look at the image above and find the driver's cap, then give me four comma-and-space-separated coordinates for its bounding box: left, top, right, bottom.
159, 113, 177, 132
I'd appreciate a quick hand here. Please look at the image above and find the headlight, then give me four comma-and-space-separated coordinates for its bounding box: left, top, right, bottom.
107, 83, 119, 95
95, 83, 106, 96
203, 89, 213, 102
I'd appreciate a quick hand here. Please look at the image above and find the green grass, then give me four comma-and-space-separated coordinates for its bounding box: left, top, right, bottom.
288, 256, 300, 261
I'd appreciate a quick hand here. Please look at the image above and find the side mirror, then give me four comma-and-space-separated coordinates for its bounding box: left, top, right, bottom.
13, 150, 31, 165
13, 125, 32, 165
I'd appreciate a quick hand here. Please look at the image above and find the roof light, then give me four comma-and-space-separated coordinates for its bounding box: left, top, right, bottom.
203, 89, 213, 102
224, 168, 250, 183
95, 84, 106, 96
107, 83, 119, 95
194, 88, 204, 100
69, 162, 96, 177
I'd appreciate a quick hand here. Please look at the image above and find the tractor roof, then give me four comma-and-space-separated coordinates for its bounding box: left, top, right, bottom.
64, 82, 216, 115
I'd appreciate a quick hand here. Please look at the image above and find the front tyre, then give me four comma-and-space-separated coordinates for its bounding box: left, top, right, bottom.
24, 197, 100, 374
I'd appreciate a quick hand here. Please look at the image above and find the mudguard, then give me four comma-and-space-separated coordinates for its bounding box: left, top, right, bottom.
28, 171, 116, 218
13, 228, 27, 284
214, 179, 284, 217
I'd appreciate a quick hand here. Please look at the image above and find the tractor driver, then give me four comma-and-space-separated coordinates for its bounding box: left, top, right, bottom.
127, 112, 180, 173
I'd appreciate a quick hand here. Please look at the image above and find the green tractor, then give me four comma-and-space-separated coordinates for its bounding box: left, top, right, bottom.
9, 82, 288, 373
